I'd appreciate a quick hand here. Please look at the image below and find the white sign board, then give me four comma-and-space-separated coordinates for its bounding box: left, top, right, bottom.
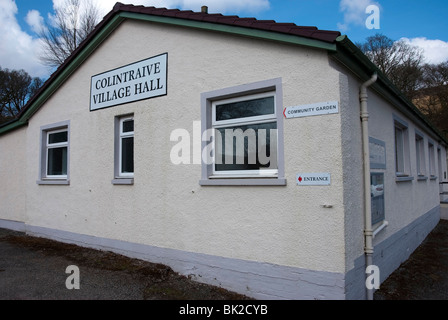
90, 53, 167, 111
296, 173, 331, 186
284, 101, 339, 119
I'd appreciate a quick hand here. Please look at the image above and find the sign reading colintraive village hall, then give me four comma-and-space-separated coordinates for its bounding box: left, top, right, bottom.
283, 101, 339, 119
90, 53, 167, 111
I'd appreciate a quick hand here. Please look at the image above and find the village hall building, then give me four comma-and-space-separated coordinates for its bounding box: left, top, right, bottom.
1, 3, 447, 300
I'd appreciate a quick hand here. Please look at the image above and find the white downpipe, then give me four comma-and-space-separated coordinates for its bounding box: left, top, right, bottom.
359, 73, 377, 300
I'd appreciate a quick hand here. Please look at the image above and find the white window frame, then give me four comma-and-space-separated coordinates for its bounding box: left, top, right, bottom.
119, 116, 134, 178
428, 140, 436, 178
200, 78, 285, 186
438, 147, 443, 181
211, 91, 278, 178
393, 115, 412, 181
37, 120, 70, 185
112, 115, 134, 185
46, 128, 69, 179
415, 132, 426, 178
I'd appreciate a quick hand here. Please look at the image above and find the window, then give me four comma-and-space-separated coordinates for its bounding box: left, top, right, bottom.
37, 121, 70, 185
415, 132, 426, 178
47, 129, 68, 177
393, 116, 412, 181
395, 126, 405, 173
213, 92, 277, 176
428, 141, 436, 178
200, 78, 285, 185
112, 115, 134, 184
371, 172, 385, 225
119, 117, 134, 176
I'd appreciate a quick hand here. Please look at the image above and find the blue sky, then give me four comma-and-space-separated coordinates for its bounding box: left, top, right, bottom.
2, 0, 448, 78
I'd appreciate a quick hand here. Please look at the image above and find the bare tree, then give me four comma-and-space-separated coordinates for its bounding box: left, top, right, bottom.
356, 34, 424, 99
414, 61, 448, 137
357, 34, 448, 138
38, 0, 101, 68
0, 67, 43, 124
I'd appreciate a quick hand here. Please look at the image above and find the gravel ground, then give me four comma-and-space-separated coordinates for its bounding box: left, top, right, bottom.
1, 220, 448, 301
0, 228, 251, 300
374, 219, 448, 300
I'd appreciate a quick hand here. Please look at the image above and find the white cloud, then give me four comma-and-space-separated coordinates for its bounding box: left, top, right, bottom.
0, 0, 269, 80
25, 10, 44, 34
0, 0, 47, 78
337, 0, 380, 32
400, 37, 448, 65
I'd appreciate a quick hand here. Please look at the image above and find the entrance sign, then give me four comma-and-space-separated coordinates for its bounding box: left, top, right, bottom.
296, 173, 331, 186
284, 101, 339, 119
90, 53, 167, 111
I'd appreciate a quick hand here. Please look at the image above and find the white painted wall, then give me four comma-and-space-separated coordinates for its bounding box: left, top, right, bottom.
0, 126, 27, 224
338, 64, 447, 274
368, 91, 443, 241
23, 20, 347, 274
337, 67, 366, 273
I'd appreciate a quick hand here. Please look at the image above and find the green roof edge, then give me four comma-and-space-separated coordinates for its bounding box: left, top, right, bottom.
119, 12, 338, 51
332, 35, 448, 145
0, 14, 125, 136
2, 10, 445, 147
0, 11, 337, 136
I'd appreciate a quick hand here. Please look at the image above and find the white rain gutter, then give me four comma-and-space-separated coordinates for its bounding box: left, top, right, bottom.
359, 73, 377, 300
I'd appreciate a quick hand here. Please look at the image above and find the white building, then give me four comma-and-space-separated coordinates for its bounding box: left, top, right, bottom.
1, 3, 447, 300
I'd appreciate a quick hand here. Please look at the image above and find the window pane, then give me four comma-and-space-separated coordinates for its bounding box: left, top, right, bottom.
47, 147, 67, 176
416, 137, 422, 174
215, 122, 277, 171
215, 96, 274, 121
371, 173, 385, 225
48, 131, 67, 144
395, 127, 404, 173
122, 120, 134, 133
121, 137, 134, 173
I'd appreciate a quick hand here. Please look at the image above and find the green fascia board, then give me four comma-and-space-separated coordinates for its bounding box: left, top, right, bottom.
0, 119, 27, 135
2, 11, 444, 144
1, 11, 336, 137
119, 12, 337, 52
332, 35, 448, 145
0, 15, 125, 136
20, 15, 125, 122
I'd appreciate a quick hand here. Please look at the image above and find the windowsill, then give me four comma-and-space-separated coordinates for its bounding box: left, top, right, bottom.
372, 220, 388, 238
430, 175, 438, 181
36, 179, 70, 185
395, 175, 414, 182
200, 177, 286, 186
417, 175, 428, 181
112, 178, 134, 185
